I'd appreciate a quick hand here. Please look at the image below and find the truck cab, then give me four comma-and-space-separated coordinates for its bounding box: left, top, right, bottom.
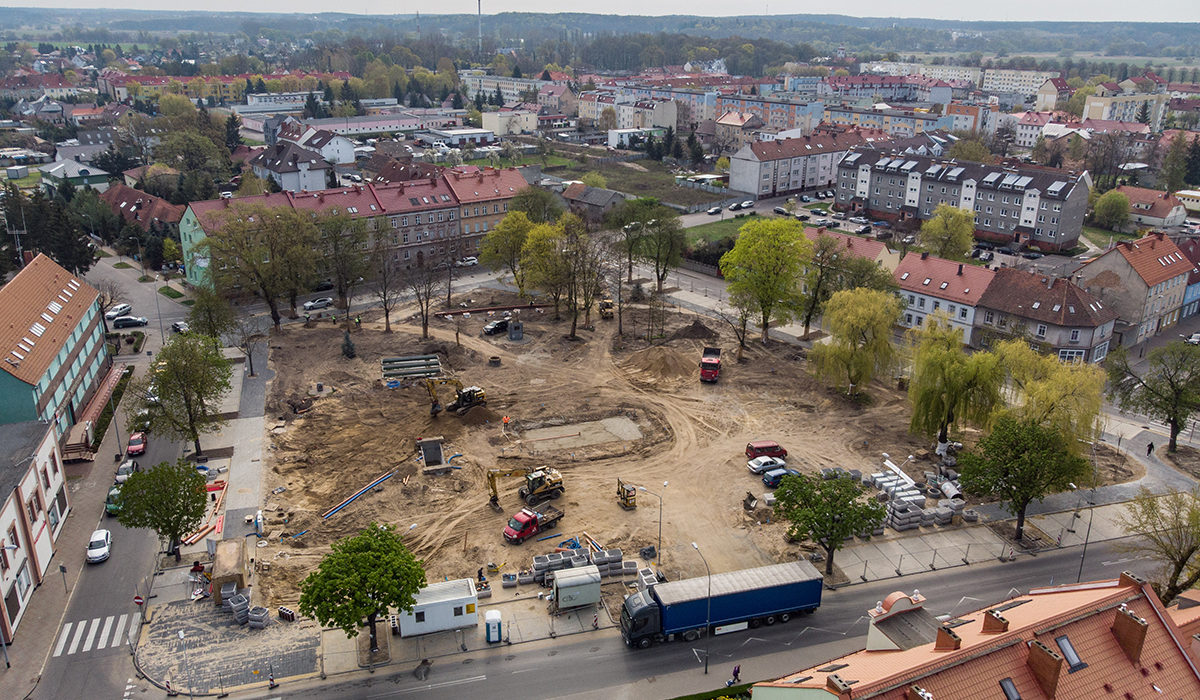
620, 590, 662, 648
699, 347, 721, 382
502, 505, 563, 544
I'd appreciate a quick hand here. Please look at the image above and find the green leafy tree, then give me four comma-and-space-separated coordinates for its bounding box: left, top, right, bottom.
773, 474, 885, 576
1117, 487, 1200, 606
946, 138, 992, 163
129, 334, 232, 455
509, 186, 563, 224
1092, 190, 1130, 231
810, 288, 902, 396
918, 204, 975, 260
959, 415, 1090, 541
521, 222, 571, 318
224, 113, 242, 151
996, 339, 1105, 451
1136, 101, 1151, 125
1108, 343, 1200, 452
317, 210, 369, 310
1161, 131, 1190, 194
480, 211, 535, 295
116, 457, 207, 560
838, 255, 899, 295
907, 313, 1004, 451
606, 197, 669, 283
639, 212, 685, 293
798, 234, 841, 338
299, 523, 426, 653
720, 218, 812, 343
580, 171, 608, 189
187, 286, 237, 349
597, 107, 617, 133
154, 129, 230, 181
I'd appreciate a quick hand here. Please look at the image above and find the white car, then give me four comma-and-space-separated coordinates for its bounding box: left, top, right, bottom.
114, 459, 140, 484
1184, 333, 1200, 346
105, 303, 132, 320
87, 529, 112, 563
747, 455, 787, 474
303, 297, 334, 311
740, 200, 754, 210
454, 256, 479, 267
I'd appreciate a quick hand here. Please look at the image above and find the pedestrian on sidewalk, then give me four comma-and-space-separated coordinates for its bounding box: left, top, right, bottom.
726, 664, 741, 687
1147, 442, 1155, 457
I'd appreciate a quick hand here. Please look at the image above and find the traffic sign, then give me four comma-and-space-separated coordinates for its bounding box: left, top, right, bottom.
133, 595, 144, 606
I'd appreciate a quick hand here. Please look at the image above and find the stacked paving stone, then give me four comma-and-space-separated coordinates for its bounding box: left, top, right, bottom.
229, 594, 250, 625
248, 606, 269, 630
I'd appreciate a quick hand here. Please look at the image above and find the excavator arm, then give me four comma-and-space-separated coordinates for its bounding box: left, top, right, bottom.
487, 468, 534, 510
423, 377, 465, 416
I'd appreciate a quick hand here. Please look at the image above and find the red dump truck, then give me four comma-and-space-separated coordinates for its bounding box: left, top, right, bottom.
503, 505, 564, 544
699, 347, 721, 382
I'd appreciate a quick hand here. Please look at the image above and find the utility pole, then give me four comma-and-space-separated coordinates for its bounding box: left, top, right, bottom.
477, 0, 483, 59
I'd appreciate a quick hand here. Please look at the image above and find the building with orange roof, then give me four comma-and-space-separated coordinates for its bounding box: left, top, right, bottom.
1111, 185, 1188, 232
894, 252, 996, 344
99, 183, 185, 234
804, 227, 901, 271
1076, 231, 1196, 346
0, 255, 108, 437
442, 167, 527, 243
755, 571, 1200, 699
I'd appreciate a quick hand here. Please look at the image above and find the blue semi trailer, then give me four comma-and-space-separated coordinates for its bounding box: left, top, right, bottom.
620, 560, 823, 648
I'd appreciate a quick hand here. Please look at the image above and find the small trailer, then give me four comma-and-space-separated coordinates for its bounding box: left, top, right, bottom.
396, 578, 479, 638
552, 564, 602, 611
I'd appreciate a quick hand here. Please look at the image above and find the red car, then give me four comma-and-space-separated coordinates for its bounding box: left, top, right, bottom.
126, 432, 147, 457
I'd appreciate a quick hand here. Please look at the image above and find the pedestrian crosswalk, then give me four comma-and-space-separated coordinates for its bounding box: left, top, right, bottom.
53, 612, 140, 657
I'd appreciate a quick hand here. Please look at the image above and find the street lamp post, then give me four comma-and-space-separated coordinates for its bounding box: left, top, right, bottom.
691, 542, 711, 675
128, 236, 143, 271
638, 481, 668, 567
178, 629, 194, 699
153, 274, 166, 344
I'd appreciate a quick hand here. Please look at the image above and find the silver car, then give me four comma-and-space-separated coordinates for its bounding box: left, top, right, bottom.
87, 529, 112, 563
747, 455, 787, 474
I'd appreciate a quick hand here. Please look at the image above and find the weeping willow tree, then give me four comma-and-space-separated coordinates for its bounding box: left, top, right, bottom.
995, 339, 1106, 454
907, 313, 1005, 454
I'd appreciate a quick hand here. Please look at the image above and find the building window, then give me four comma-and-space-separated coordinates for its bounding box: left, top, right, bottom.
15, 562, 31, 599
1070, 329, 1080, 342
918, 297, 925, 309
1036, 324, 1047, 338
415, 611, 425, 623
1055, 635, 1087, 672
959, 307, 968, 320
985, 310, 994, 324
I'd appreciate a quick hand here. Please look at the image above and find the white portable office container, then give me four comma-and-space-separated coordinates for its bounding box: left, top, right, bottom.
397, 578, 479, 637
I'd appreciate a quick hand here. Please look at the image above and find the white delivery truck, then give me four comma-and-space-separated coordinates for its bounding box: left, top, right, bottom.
396, 578, 479, 637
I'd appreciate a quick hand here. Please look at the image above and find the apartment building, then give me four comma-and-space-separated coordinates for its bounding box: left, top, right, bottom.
1035, 77, 1073, 111
1114, 185, 1189, 231
0, 421, 71, 644
714, 95, 824, 134
577, 92, 616, 125
943, 102, 996, 134
619, 85, 719, 125
1084, 80, 1170, 131
713, 111, 765, 153
819, 75, 952, 105
975, 267, 1117, 361
96, 69, 352, 101
247, 142, 331, 193
615, 99, 677, 131
1076, 231, 1194, 345
0, 255, 110, 438
834, 149, 1090, 251
862, 61, 982, 85
276, 119, 357, 165
1013, 111, 1059, 148
461, 74, 551, 105
536, 84, 577, 117
443, 167, 528, 244
729, 128, 891, 197
98, 183, 185, 235
894, 252, 995, 344
981, 68, 1061, 97
823, 105, 955, 138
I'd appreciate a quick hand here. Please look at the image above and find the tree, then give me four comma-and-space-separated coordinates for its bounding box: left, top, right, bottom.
370, 235, 403, 333
130, 333, 232, 455
959, 415, 1089, 542
299, 523, 426, 654
316, 211, 369, 310
93, 279, 127, 334
187, 286, 237, 348
402, 264, 439, 339
639, 213, 685, 293
715, 156, 730, 172
719, 218, 811, 343
203, 204, 320, 327
907, 314, 1005, 453
224, 113, 242, 151
1117, 487, 1200, 606
606, 197, 666, 282
154, 129, 230, 181
580, 171, 608, 189
235, 171, 270, 197
918, 204, 975, 260
798, 234, 841, 338
810, 288, 902, 396
1093, 190, 1130, 231
995, 339, 1105, 451
946, 138, 993, 163
1136, 101, 1151, 125
509, 186, 563, 224
521, 222, 571, 318
1108, 343, 1200, 452
773, 474, 885, 576
1161, 131, 1189, 194
597, 107, 617, 132
558, 214, 608, 337
116, 457, 207, 561
480, 211, 535, 295
231, 316, 265, 377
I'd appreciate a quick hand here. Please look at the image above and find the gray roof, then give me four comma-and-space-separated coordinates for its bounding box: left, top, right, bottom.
0, 421, 51, 500
839, 147, 1084, 200
873, 606, 942, 650
249, 142, 331, 174
413, 578, 476, 606
42, 159, 110, 179
653, 560, 821, 606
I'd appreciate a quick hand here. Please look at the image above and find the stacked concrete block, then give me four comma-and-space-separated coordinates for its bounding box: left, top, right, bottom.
636, 567, 658, 591
230, 594, 250, 625
932, 506, 954, 525
621, 560, 638, 576
887, 501, 921, 532
221, 582, 237, 608
249, 606, 270, 630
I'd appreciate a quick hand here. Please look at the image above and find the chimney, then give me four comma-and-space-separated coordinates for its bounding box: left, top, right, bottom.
1027, 641, 1064, 698
921, 251, 930, 260
1120, 571, 1147, 588
1111, 604, 1148, 664
982, 609, 1010, 634
957, 263, 963, 276
906, 687, 934, 700
934, 625, 961, 651
825, 673, 853, 699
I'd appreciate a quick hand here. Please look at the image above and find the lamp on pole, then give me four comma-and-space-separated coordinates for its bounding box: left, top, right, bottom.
691, 542, 711, 675
638, 481, 668, 567
178, 629, 194, 699
152, 274, 166, 344
127, 235, 143, 271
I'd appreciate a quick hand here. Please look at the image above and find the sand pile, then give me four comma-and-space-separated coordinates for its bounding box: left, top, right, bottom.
622, 347, 695, 381
670, 319, 719, 341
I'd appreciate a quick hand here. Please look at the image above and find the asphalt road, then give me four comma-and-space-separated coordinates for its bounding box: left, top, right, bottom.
267, 537, 1153, 700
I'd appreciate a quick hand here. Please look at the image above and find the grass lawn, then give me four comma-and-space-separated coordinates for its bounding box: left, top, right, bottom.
113, 262, 133, 269
558, 160, 719, 207
804, 202, 830, 211
685, 213, 763, 246
94, 248, 112, 258
465, 154, 574, 168
158, 286, 184, 299
7, 171, 41, 188
138, 275, 153, 283
1080, 225, 1136, 250
180, 299, 195, 306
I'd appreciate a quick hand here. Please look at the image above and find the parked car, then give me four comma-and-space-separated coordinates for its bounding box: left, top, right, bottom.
747, 456, 787, 475
740, 200, 754, 210
813, 218, 830, 227
1022, 251, 1044, 260
105, 486, 122, 516
831, 211, 847, 220
773, 206, 789, 216
105, 303, 132, 320
170, 321, 190, 334
126, 432, 147, 456
312, 279, 335, 292
727, 202, 743, 211
800, 195, 812, 203
112, 316, 148, 329
872, 221, 891, 228
303, 297, 334, 311
455, 256, 479, 267
974, 241, 996, 251
483, 318, 509, 336
762, 468, 802, 488
706, 206, 722, 215
821, 190, 834, 199
87, 529, 112, 563
746, 440, 788, 459
849, 216, 869, 225
979, 251, 995, 262
1185, 333, 1200, 346
856, 225, 872, 235
114, 459, 140, 484
794, 213, 810, 221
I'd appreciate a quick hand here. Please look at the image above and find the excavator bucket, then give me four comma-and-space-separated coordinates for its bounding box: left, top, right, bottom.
743, 491, 758, 511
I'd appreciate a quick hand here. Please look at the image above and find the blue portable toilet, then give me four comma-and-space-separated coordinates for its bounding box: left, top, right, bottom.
485, 609, 502, 643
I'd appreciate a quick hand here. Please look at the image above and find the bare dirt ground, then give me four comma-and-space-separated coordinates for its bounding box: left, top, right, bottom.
251, 289, 1122, 606
1162, 446, 1200, 481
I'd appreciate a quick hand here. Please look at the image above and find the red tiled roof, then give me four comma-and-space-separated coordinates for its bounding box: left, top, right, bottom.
442, 167, 527, 204
1115, 185, 1186, 221
804, 227, 889, 262
99, 183, 185, 231
0, 255, 100, 386
894, 253, 995, 306
1099, 231, 1196, 287
977, 268, 1116, 328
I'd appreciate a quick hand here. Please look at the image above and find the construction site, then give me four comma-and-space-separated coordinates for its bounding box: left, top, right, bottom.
251, 286, 1142, 613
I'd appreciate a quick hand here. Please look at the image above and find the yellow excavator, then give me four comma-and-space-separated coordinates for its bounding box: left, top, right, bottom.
486, 466, 565, 511
423, 377, 487, 417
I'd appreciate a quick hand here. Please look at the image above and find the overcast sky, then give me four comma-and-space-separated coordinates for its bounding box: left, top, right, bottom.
8, 1, 1200, 23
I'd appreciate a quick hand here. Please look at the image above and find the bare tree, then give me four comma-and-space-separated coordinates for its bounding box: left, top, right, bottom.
403, 264, 439, 339
371, 238, 403, 333
93, 279, 126, 334
232, 317, 266, 377
714, 301, 753, 362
